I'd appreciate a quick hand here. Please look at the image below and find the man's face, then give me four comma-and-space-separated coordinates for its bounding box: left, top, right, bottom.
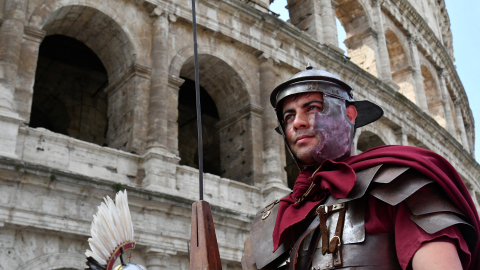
282, 92, 324, 166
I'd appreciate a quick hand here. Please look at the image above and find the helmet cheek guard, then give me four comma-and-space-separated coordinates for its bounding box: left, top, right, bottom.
310, 96, 354, 164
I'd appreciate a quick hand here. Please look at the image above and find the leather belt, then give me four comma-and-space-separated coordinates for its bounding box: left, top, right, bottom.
311, 233, 400, 270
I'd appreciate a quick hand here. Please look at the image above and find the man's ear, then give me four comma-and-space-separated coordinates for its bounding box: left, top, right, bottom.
346, 105, 357, 124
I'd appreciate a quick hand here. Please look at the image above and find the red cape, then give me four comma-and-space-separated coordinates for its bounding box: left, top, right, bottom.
273, 145, 480, 270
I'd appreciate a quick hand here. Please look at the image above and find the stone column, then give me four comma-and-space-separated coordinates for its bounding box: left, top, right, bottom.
166, 75, 185, 156
320, 0, 338, 47
370, 0, 393, 83
14, 27, 45, 123
286, 0, 324, 43
258, 56, 285, 187
395, 128, 409, 146
344, 29, 382, 78
0, 0, 25, 114
131, 65, 151, 154
142, 9, 180, 192
0, 0, 26, 158
437, 69, 456, 136
144, 248, 171, 270
257, 55, 290, 205
407, 35, 429, 112
147, 8, 170, 153
105, 64, 151, 153
453, 99, 470, 152
466, 125, 475, 156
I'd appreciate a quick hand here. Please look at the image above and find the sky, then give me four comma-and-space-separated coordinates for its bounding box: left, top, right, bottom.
269, 0, 480, 161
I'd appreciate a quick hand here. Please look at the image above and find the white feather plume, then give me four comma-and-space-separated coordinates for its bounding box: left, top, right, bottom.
85, 190, 134, 266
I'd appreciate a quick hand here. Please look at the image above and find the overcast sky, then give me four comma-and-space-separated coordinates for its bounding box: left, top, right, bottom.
269, 0, 479, 161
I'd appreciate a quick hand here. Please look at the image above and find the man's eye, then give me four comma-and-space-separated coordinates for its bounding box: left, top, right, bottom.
284, 115, 294, 122
308, 105, 321, 111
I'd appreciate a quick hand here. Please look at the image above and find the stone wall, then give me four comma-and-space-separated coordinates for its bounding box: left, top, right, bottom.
0, 0, 478, 268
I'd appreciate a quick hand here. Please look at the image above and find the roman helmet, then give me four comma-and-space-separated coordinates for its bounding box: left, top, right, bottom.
270, 64, 384, 169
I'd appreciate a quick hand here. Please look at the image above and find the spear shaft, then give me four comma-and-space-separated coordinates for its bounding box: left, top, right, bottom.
191, 0, 204, 201
189, 0, 222, 269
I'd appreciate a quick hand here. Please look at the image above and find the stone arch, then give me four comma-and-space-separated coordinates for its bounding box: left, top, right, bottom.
179, 55, 250, 119
421, 65, 446, 128
172, 49, 259, 184
356, 130, 387, 153
385, 28, 415, 103
169, 45, 254, 111
335, 0, 378, 76
335, 0, 373, 38
29, 2, 139, 81
385, 29, 409, 72
18, 252, 84, 270
27, 2, 150, 153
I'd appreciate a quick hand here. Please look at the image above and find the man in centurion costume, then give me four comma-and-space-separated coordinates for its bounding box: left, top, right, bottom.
242, 65, 480, 270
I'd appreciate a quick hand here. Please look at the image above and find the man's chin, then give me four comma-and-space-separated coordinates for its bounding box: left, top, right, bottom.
293, 152, 318, 167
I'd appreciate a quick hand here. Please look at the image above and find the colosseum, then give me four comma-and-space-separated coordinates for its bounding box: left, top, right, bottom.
0, 0, 477, 268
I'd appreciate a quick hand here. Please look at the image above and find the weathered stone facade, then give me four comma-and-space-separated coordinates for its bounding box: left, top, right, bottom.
0, 0, 478, 268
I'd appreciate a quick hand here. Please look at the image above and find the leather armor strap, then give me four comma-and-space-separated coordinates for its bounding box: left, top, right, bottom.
289, 215, 321, 270
289, 203, 347, 270
329, 205, 346, 253
319, 205, 329, 255
328, 205, 346, 267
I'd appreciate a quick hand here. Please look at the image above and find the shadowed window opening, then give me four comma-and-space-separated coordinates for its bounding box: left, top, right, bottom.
178, 77, 221, 176
30, 35, 109, 146
357, 131, 386, 153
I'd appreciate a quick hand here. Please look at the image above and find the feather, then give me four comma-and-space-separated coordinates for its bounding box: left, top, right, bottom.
85, 190, 135, 268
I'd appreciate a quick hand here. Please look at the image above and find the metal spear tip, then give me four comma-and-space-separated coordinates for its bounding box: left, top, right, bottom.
306, 63, 313, 70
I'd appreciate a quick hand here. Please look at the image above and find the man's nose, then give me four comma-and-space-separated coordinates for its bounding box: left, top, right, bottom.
293, 112, 310, 130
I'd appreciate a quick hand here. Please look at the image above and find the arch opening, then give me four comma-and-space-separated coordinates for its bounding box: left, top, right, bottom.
30, 35, 108, 146
41, 6, 135, 81
336, 17, 348, 53
178, 77, 221, 176
178, 54, 254, 183
357, 131, 386, 153
335, 0, 378, 77
30, 5, 142, 152
385, 29, 416, 103
421, 65, 446, 128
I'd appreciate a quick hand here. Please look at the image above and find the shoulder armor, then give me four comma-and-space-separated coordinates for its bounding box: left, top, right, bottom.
404, 186, 477, 249
248, 202, 290, 269
326, 164, 382, 206
372, 165, 410, 184
370, 169, 433, 205
369, 165, 477, 248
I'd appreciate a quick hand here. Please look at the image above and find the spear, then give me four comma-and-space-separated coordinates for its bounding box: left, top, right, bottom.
188, 0, 222, 268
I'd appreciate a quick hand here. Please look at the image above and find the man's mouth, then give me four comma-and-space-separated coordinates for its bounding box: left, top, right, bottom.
295, 134, 315, 144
